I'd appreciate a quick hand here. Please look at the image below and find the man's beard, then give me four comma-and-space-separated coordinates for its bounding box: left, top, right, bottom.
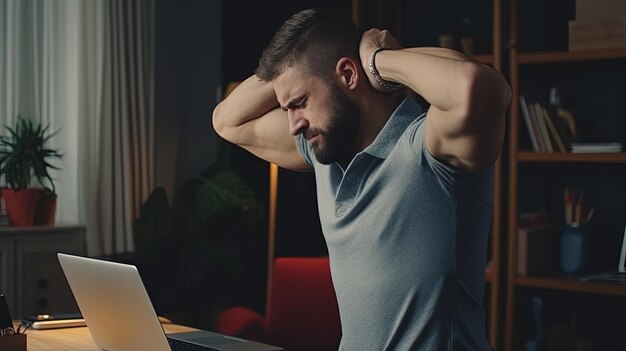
307, 84, 360, 165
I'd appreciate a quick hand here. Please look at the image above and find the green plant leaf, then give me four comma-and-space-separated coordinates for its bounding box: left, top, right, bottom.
0, 117, 62, 192
191, 170, 264, 235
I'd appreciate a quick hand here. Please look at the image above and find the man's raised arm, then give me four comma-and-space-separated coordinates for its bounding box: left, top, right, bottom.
360, 29, 512, 172
212, 75, 310, 171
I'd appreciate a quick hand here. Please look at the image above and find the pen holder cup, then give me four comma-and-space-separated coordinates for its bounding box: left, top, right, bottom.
559, 224, 587, 274
0, 333, 26, 351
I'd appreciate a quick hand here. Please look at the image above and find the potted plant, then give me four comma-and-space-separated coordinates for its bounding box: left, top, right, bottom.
0, 117, 62, 226
132, 146, 266, 324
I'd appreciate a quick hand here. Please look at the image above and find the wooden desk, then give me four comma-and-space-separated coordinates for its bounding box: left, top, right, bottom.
25, 323, 196, 350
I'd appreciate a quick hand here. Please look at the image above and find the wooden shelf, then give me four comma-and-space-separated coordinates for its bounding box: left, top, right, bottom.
515, 276, 626, 297
473, 54, 494, 65
518, 152, 626, 163
519, 49, 626, 64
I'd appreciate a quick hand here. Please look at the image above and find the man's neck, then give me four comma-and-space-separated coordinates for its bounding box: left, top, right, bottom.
335, 93, 403, 169
352, 92, 404, 154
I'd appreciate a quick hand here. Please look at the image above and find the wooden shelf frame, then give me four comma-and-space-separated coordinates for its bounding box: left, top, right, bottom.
515, 277, 626, 297
517, 152, 626, 163
473, 54, 495, 65
519, 49, 626, 64
486, 1, 504, 348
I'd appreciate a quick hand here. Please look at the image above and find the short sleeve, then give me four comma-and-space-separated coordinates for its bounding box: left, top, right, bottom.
407, 117, 495, 191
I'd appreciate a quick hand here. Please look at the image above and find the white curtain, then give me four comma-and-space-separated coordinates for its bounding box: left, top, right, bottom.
0, 0, 155, 256
99, 0, 155, 255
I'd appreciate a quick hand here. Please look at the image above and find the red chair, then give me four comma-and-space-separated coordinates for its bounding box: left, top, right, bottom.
216, 257, 341, 351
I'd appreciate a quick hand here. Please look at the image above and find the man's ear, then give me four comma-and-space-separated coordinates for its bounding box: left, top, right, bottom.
335, 57, 359, 90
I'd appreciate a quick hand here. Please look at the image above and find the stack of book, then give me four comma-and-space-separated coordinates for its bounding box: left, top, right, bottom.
520, 95, 623, 153
519, 95, 574, 153
570, 142, 623, 153
569, 0, 626, 51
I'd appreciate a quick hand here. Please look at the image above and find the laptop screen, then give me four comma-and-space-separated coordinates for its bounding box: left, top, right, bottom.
618, 226, 626, 273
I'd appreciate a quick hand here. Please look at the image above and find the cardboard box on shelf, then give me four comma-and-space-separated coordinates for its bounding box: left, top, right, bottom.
569, 16, 626, 51
517, 226, 560, 277
575, 0, 626, 21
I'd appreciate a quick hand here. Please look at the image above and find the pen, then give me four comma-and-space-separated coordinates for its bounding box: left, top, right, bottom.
564, 187, 572, 224
574, 191, 583, 224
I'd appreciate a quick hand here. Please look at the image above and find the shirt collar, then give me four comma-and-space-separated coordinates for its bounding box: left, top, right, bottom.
362, 96, 425, 159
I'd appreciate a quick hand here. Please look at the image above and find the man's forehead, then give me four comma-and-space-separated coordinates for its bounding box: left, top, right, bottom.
273, 68, 319, 105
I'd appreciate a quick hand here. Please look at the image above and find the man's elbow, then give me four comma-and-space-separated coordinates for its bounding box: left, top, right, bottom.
468, 66, 512, 120
486, 67, 512, 115
494, 74, 512, 114
212, 103, 226, 138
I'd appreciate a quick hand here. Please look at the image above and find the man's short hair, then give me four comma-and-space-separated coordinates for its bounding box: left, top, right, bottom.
255, 8, 362, 84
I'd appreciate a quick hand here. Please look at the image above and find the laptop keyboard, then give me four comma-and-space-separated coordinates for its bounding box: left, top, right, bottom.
168, 337, 219, 351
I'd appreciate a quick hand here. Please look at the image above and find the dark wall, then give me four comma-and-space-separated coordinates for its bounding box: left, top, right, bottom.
358, 0, 494, 54
154, 0, 222, 204
221, 1, 353, 83
153, 0, 226, 328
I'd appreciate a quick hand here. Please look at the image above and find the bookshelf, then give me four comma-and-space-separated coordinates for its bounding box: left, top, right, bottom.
504, 0, 626, 350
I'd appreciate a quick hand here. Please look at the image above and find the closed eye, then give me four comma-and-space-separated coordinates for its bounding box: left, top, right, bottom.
282, 94, 308, 111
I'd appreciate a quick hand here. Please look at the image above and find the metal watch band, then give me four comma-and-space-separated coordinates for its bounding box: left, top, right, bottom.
368, 47, 404, 90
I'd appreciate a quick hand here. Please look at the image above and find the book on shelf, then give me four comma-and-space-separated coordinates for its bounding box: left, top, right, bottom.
570, 142, 623, 153
519, 96, 575, 153
532, 102, 553, 152
545, 105, 574, 152
519, 95, 542, 152
517, 225, 559, 277
540, 105, 567, 152
519, 211, 547, 228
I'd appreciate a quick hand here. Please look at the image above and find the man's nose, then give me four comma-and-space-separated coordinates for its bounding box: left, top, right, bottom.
288, 110, 309, 136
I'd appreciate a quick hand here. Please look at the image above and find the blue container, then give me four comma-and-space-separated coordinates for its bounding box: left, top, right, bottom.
560, 224, 586, 274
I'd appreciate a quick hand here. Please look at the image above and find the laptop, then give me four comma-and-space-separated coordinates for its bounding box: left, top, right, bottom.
580, 225, 626, 283
57, 253, 282, 351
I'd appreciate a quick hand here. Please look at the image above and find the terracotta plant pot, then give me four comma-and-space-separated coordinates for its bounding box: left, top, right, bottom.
1, 188, 42, 226
35, 192, 57, 225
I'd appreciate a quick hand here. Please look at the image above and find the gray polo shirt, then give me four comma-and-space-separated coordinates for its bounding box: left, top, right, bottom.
297, 96, 494, 350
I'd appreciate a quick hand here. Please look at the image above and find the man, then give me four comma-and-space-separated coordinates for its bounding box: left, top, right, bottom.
213, 7, 511, 351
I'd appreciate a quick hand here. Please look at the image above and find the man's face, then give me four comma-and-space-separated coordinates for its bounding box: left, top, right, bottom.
274, 68, 360, 165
